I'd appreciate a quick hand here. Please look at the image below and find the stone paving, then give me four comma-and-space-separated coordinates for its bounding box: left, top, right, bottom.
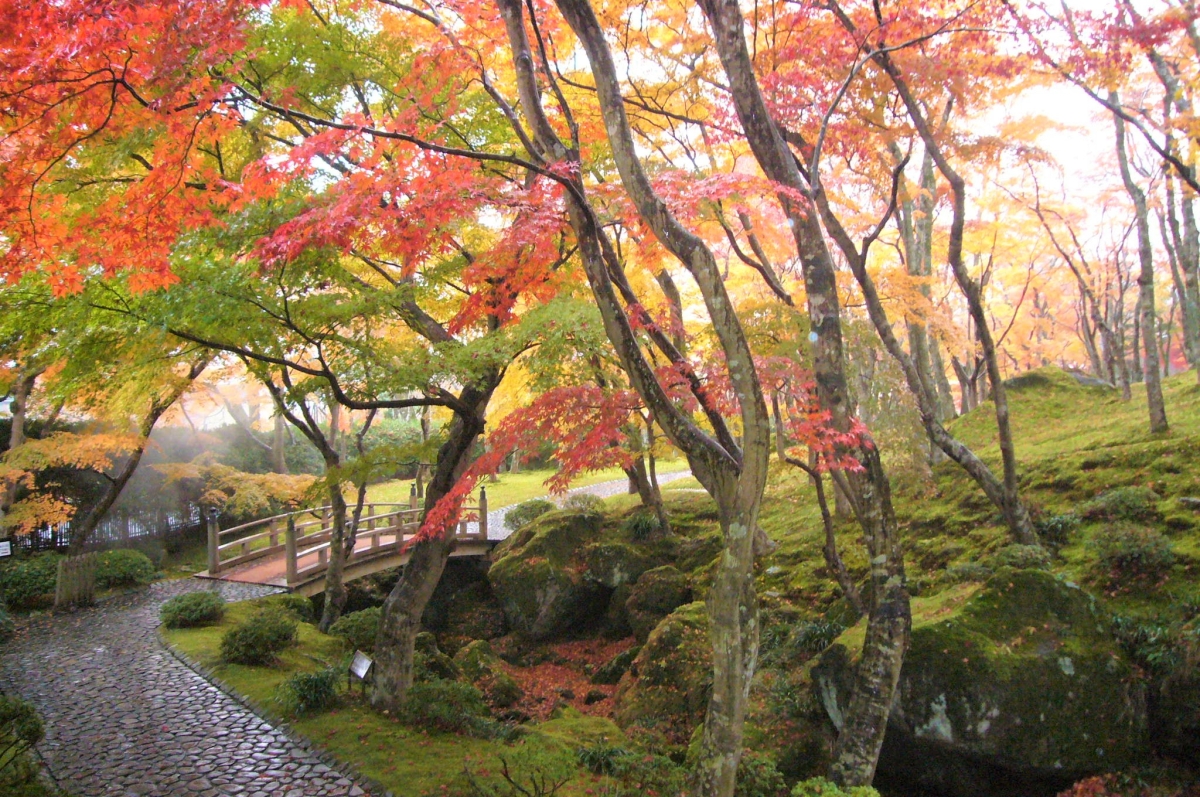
0, 579, 371, 797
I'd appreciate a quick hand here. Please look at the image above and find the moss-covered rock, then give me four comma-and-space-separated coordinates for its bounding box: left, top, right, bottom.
614, 601, 711, 744
488, 511, 609, 641
1150, 620, 1200, 767
592, 645, 641, 685
453, 639, 523, 708
625, 565, 692, 643
816, 570, 1149, 797
582, 542, 661, 588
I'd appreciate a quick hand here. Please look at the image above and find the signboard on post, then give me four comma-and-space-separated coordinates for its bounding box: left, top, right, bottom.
0, 540, 11, 558
349, 650, 373, 695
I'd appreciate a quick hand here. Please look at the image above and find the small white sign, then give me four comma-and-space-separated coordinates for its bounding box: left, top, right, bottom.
350, 650, 373, 680
0, 541, 11, 558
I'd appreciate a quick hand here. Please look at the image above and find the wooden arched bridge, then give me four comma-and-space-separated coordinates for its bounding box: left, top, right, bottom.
197, 491, 495, 597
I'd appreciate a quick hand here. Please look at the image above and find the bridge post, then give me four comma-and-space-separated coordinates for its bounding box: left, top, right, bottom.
285, 516, 298, 585
479, 487, 488, 539
409, 484, 418, 511
206, 508, 220, 576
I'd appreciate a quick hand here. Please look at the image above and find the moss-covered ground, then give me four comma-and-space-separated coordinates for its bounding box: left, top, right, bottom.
162, 601, 634, 797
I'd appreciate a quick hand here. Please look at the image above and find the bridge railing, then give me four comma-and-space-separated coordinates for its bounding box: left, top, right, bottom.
206, 489, 489, 585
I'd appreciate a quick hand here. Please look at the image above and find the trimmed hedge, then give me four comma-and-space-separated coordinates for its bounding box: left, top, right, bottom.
220, 611, 297, 665
95, 549, 156, 589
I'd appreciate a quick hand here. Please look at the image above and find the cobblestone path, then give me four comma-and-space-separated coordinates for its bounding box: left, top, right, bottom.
0, 579, 370, 797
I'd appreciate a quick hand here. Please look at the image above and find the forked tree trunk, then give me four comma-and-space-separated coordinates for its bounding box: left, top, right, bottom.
696, 0, 911, 785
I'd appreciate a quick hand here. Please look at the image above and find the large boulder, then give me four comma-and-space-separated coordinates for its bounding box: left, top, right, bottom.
625, 565, 692, 643
614, 601, 711, 744
814, 570, 1149, 797
488, 511, 609, 640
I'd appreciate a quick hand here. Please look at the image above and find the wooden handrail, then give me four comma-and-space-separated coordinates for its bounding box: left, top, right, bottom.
206, 487, 490, 580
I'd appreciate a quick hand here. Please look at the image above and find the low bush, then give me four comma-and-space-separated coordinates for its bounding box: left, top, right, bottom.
946, 562, 993, 583
0, 695, 44, 787
790, 778, 880, 797
989, 544, 1051, 571
275, 667, 340, 715
1034, 512, 1080, 547
793, 620, 845, 653
0, 555, 59, 610
563, 493, 604, 514
504, 499, 556, 532
1111, 615, 1183, 674
262, 593, 315, 623
736, 751, 787, 797
160, 591, 225, 629
622, 510, 660, 541
398, 678, 492, 735
95, 549, 156, 589
576, 742, 684, 796
456, 740, 576, 797
220, 611, 297, 665
1090, 526, 1175, 585
328, 606, 381, 652
1080, 487, 1162, 522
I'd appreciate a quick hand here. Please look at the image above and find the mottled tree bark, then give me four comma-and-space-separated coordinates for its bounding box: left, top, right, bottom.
696, 0, 911, 784
1, 369, 39, 517
1114, 97, 1169, 433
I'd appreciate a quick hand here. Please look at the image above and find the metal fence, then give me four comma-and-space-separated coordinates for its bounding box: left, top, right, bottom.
13, 505, 205, 553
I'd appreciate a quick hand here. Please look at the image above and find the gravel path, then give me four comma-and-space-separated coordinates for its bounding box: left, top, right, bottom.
0, 580, 371, 797
477, 469, 694, 540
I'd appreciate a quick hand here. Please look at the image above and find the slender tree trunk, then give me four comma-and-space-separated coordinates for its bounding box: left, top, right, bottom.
318, 486, 349, 632
69, 358, 209, 554
696, 0, 910, 784
1114, 99, 1169, 433
272, 412, 289, 474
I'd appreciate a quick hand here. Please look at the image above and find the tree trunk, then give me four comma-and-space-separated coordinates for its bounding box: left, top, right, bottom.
68, 358, 208, 554
271, 412, 289, 474
1114, 99, 1169, 433
318, 486, 349, 632
370, 378, 498, 711
696, 0, 911, 784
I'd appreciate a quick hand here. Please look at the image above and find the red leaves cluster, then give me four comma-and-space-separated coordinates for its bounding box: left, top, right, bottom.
413, 385, 642, 543
498, 637, 635, 722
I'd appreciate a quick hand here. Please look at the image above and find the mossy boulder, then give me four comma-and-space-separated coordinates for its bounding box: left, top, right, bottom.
582, 542, 662, 588
815, 570, 1149, 797
592, 645, 641, 685
488, 511, 609, 640
625, 565, 692, 643
453, 639, 523, 708
614, 601, 711, 744
1150, 620, 1200, 767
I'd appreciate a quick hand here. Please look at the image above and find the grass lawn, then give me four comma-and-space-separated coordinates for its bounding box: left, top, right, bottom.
162, 599, 632, 797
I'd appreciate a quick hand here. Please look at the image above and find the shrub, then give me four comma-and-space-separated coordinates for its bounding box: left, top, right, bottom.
563, 493, 604, 514
262, 593, 315, 623
576, 742, 684, 796
160, 591, 225, 629
0, 695, 43, 783
946, 562, 993, 584
398, 679, 491, 734
622, 510, 660, 541
989, 544, 1051, 571
328, 606, 381, 652
0, 555, 59, 610
95, 549, 156, 588
790, 778, 880, 797
276, 667, 340, 715
794, 620, 845, 653
1091, 526, 1175, 584
0, 602, 13, 644
504, 499, 556, 532
458, 740, 577, 797
735, 751, 787, 797
1080, 487, 1162, 522
1034, 512, 1080, 547
220, 611, 297, 665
